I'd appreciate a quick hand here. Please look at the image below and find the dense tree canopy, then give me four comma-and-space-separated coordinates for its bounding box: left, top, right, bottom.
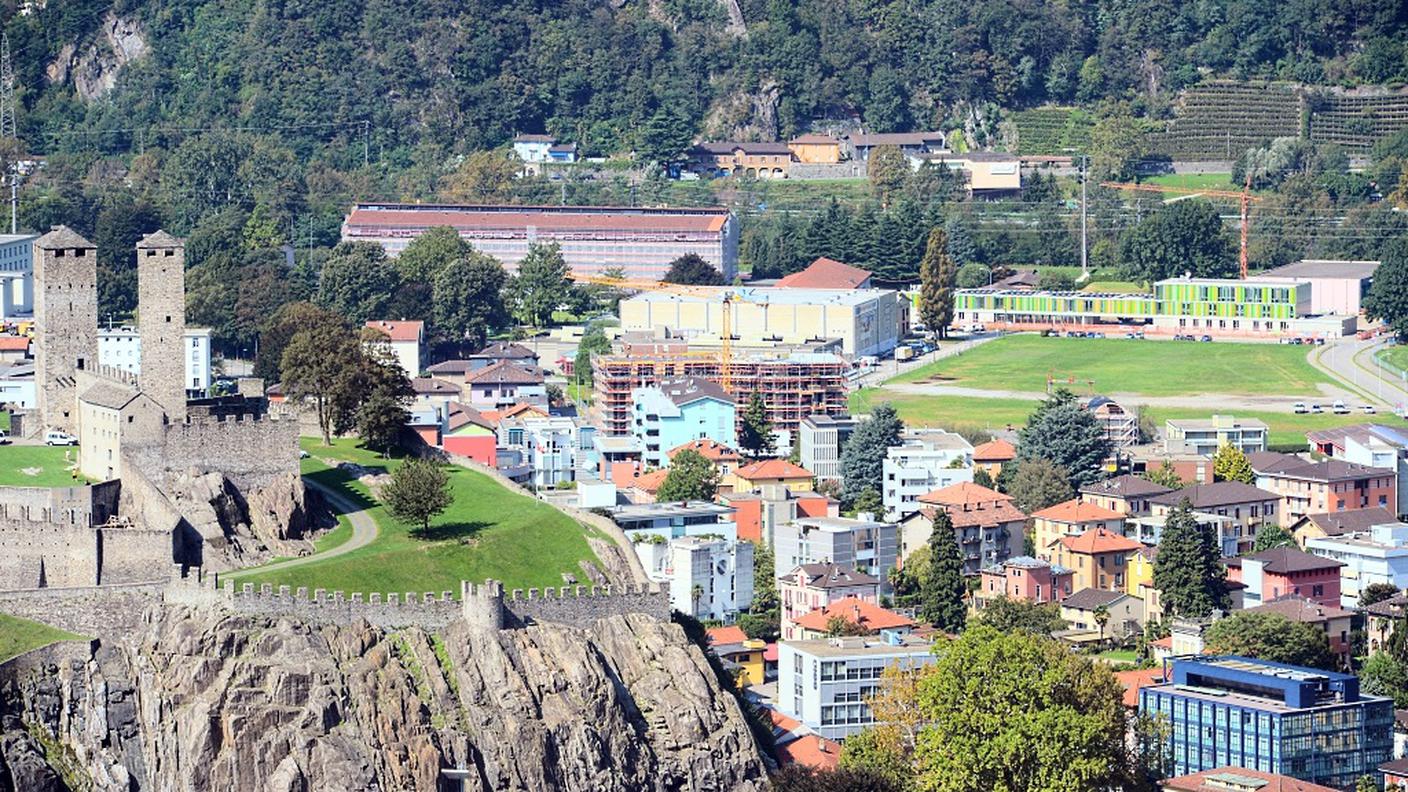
1017, 389, 1111, 489
1153, 502, 1231, 619
1204, 612, 1337, 671
840, 403, 904, 506
1118, 200, 1237, 282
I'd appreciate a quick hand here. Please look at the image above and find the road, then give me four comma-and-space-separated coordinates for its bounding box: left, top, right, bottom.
244, 477, 379, 575
1313, 337, 1408, 413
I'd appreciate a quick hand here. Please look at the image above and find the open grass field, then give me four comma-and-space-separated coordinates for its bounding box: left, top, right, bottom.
227, 438, 603, 595
1142, 173, 1234, 190
849, 389, 1388, 448
891, 335, 1330, 397
1377, 345, 1408, 376
0, 613, 82, 662
0, 444, 82, 487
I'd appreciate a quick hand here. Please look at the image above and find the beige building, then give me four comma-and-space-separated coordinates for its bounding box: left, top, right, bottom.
77, 380, 164, 481
787, 134, 842, 164
689, 142, 794, 178
618, 286, 905, 357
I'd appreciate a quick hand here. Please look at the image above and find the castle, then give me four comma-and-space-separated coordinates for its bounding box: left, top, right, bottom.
0, 226, 300, 592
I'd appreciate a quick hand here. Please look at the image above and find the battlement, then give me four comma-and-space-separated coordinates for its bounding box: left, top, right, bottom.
0, 503, 94, 527
92, 364, 138, 387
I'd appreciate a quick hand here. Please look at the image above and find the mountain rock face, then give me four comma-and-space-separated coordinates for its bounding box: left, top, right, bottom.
0, 607, 767, 791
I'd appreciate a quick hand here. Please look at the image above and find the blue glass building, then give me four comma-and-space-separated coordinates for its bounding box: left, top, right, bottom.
1139, 655, 1393, 790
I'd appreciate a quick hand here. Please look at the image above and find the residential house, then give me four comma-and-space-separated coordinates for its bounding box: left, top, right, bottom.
1031, 498, 1125, 557
463, 360, 547, 411
1086, 396, 1140, 448
972, 438, 1017, 479
511, 134, 556, 163
1291, 506, 1398, 548
1059, 588, 1145, 640
0, 335, 29, 363
1247, 595, 1355, 666
690, 141, 794, 179
630, 377, 736, 469
1305, 519, 1408, 606
1148, 482, 1280, 555
364, 319, 424, 376
786, 134, 842, 164
1160, 768, 1340, 792
705, 625, 766, 687
499, 415, 577, 489
546, 142, 578, 163
774, 258, 873, 290
441, 404, 496, 465
881, 429, 974, 522
610, 501, 737, 543
769, 709, 842, 771
1126, 545, 1157, 599
778, 633, 937, 741
900, 481, 1025, 575
667, 536, 754, 624
1047, 527, 1142, 593
1382, 760, 1408, 792
1129, 450, 1212, 487
910, 151, 1023, 197
729, 459, 815, 495
1140, 655, 1392, 790
467, 341, 539, 371
1225, 547, 1344, 608
595, 434, 644, 484
977, 556, 1074, 606
721, 485, 836, 544
1253, 455, 1397, 526
791, 597, 916, 640
779, 564, 882, 641
623, 469, 668, 504
1165, 415, 1269, 455
1307, 423, 1408, 515
1364, 593, 1408, 653
1080, 474, 1173, 517
774, 515, 898, 589
668, 438, 742, 484
844, 131, 948, 162
410, 377, 460, 414
798, 413, 856, 481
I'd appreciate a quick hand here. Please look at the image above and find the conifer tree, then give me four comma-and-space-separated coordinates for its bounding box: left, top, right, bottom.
919, 227, 956, 339
738, 392, 776, 459
1152, 501, 1230, 618
920, 509, 967, 632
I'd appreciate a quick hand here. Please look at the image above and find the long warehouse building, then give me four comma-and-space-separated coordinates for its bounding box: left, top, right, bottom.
341, 202, 739, 281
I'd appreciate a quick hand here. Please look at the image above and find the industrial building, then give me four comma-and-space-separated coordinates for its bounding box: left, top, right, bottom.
591, 344, 851, 437
341, 203, 739, 281
1252, 258, 1380, 316
618, 285, 906, 357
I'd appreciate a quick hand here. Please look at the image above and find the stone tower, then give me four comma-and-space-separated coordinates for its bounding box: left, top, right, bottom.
136, 230, 187, 421
33, 226, 98, 433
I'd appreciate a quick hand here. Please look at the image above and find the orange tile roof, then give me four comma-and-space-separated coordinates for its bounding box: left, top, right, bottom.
735, 459, 813, 481
1033, 498, 1123, 524
0, 336, 29, 351
668, 438, 741, 463
972, 438, 1017, 461
918, 481, 1012, 507
774, 734, 841, 770
920, 501, 1028, 529
630, 469, 669, 492
364, 319, 423, 342
775, 257, 872, 290
1057, 527, 1142, 555
793, 597, 916, 633
1151, 636, 1173, 650
1162, 768, 1338, 792
1114, 667, 1164, 708
478, 403, 548, 424
768, 707, 803, 733
706, 625, 748, 646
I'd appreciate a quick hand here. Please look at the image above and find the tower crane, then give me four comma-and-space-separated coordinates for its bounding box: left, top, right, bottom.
1100, 180, 1261, 279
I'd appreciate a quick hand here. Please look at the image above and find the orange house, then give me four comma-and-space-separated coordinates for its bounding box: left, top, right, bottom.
972, 439, 1016, 478
1046, 527, 1142, 592
1031, 498, 1125, 558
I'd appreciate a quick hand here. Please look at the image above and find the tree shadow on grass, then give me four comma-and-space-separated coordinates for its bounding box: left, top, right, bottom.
410, 521, 491, 542
304, 468, 379, 513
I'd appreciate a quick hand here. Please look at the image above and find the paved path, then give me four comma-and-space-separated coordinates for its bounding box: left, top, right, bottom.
882, 380, 1330, 412
242, 477, 379, 575
1313, 337, 1408, 412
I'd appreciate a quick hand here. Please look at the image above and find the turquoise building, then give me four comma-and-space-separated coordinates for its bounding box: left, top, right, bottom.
630, 377, 737, 469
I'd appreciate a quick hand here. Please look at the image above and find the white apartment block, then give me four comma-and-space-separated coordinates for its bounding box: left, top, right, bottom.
882, 429, 974, 522
774, 515, 899, 591
667, 536, 754, 623
799, 414, 855, 481
779, 633, 936, 741
97, 326, 213, 396
0, 234, 35, 319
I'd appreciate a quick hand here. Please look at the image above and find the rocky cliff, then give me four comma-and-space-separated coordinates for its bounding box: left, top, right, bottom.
0, 607, 767, 791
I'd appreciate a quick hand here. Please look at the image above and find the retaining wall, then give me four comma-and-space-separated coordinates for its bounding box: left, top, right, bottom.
0, 582, 164, 637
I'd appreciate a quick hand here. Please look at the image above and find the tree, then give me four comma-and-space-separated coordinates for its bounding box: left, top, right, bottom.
396, 226, 472, 282
1361, 651, 1408, 707
956, 262, 991, 289
975, 596, 1067, 635
431, 251, 510, 347
1153, 501, 1230, 618
1089, 107, 1148, 182
1204, 612, 1337, 671
918, 227, 956, 340
1213, 444, 1255, 484
508, 242, 571, 327
1093, 605, 1110, 643
1017, 389, 1112, 489
441, 150, 519, 202
280, 314, 365, 445
382, 458, 453, 535
636, 108, 695, 170
920, 509, 966, 632
656, 449, 720, 503
868, 146, 909, 208
1251, 524, 1297, 553
573, 325, 612, 389
1006, 458, 1075, 515
1362, 582, 1401, 607
255, 301, 342, 384
1364, 237, 1408, 341
864, 65, 910, 134
354, 339, 414, 455
839, 403, 904, 505
1143, 461, 1185, 490
662, 253, 724, 285
972, 466, 995, 489
827, 614, 873, 637
1118, 199, 1237, 283
316, 242, 401, 325
738, 392, 776, 459
771, 765, 902, 792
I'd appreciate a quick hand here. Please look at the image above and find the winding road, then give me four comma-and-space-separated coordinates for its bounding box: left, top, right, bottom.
241, 477, 379, 575
1312, 337, 1408, 412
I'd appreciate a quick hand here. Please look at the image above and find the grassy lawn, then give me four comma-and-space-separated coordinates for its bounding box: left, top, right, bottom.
0, 613, 82, 662
1096, 649, 1139, 663
227, 438, 603, 595
891, 335, 1330, 397
1377, 345, 1408, 377
1143, 173, 1234, 190
851, 389, 1387, 447
0, 444, 82, 487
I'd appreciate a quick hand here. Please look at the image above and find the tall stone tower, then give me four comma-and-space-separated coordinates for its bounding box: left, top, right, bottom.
33, 226, 98, 433
136, 230, 187, 422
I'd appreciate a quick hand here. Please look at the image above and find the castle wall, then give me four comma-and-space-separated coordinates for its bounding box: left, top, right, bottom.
0, 582, 163, 636
98, 525, 174, 584
502, 583, 671, 627
0, 505, 100, 589
129, 414, 300, 491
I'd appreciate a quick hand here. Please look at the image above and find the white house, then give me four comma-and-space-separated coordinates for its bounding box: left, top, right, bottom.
499, 415, 578, 490
512, 134, 576, 164
882, 429, 974, 522
97, 326, 213, 397
778, 633, 936, 741
667, 536, 754, 623
0, 234, 36, 319
365, 320, 424, 377
1306, 520, 1408, 607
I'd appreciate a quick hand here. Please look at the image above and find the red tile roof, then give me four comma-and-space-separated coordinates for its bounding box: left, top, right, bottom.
774, 257, 872, 290
446, 402, 493, 432
793, 597, 916, 634
735, 459, 813, 481
630, 469, 669, 493
918, 481, 1011, 507
346, 203, 729, 234
1114, 667, 1164, 708
477, 403, 547, 424
1033, 498, 1123, 524
774, 734, 841, 770
364, 319, 423, 342
1057, 527, 1142, 555
1162, 768, 1338, 792
669, 438, 741, 463
0, 336, 29, 351
1249, 595, 1352, 623
706, 625, 748, 646
972, 438, 1017, 461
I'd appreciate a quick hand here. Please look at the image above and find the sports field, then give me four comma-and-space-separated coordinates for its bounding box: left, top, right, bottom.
893, 335, 1330, 397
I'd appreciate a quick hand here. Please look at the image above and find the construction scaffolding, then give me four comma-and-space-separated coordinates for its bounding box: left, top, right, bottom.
591, 344, 852, 437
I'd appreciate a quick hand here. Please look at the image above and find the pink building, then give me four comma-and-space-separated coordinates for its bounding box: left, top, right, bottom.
977, 556, 1074, 605
778, 563, 881, 641
1252, 456, 1397, 525
1224, 546, 1345, 608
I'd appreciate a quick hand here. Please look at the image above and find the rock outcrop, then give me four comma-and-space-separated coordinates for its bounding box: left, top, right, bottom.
162, 470, 325, 571
45, 14, 148, 101
0, 607, 767, 791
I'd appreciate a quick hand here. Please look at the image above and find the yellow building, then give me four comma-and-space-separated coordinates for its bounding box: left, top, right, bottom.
1125, 545, 1156, 598
728, 459, 815, 495
787, 134, 842, 164
690, 142, 793, 178
77, 380, 165, 481
1030, 499, 1125, 559
1047, 527, 1143, 593
705, 626, 768, 687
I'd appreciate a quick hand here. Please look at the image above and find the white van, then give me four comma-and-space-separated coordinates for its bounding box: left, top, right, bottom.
1292, 402, 1308, 414
1333, 400, 1350, 414
44, 430, 77, 446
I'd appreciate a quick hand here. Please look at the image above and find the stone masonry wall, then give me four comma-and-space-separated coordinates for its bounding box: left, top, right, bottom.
0, 583, 164, 636
503, 583, 671, 627
34, 239, 99, 434
98, 525, 174, 584
137, 243, 186, 421
0, 505, 100, 589
131, 414, 300, 491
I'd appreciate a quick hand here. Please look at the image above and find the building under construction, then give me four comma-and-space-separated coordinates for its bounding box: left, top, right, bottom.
592, 342, 852, 437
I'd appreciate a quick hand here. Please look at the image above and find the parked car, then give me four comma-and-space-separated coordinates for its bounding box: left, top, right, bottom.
44, 430, 77, 446
1293, 402, 1308, 414
1363, 404, 1378, 414
1199, 335, 1213, 342
1310, 403, 1324, 414
0, 429, 9, 445
1333, 400, 1350, 414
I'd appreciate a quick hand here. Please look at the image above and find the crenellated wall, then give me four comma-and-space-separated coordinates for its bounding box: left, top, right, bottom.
126, 413, 299, 491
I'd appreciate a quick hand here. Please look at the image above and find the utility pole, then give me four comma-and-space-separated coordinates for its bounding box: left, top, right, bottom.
362, 120, 370, 168
1079, 155, 1088, 279
0, 34, 17, 234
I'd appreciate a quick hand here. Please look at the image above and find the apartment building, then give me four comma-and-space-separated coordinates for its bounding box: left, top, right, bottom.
629, 377, 736, 469
775, 515, 898, 590
778, 564, 882, 641
1165, 415, 1270, 456
667, 536, 754, 624
900, 482, 1025, 575
881, 429, 974, 522
799, 414, 856, 481
779, 633, 937, 741
1252, 455, 1397, 526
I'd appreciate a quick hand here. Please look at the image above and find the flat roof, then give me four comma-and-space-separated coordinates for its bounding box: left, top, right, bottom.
1257, 259, 1381, 280
610, 501, 734, 521
345, 203, 731, 234
1166, 417, 1270, 431
794, 516, 890, 531
1154, 276, 1308, 289
625, 286, 893, 307
0, 234, 37, 244
782, 634, 933, 658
